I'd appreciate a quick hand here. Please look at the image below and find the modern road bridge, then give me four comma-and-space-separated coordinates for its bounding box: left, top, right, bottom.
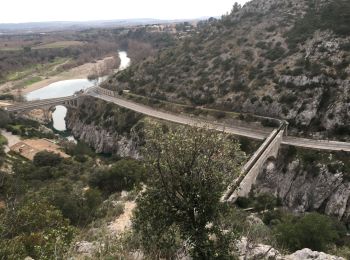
4, 86, 349, 200
4, 87, 350, 152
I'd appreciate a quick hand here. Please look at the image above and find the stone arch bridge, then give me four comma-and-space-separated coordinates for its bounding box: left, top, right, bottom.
5, 95, 82, 122
5, 95, 81, 113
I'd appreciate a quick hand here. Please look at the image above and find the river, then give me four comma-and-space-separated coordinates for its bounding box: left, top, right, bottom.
26, 51, 130, 131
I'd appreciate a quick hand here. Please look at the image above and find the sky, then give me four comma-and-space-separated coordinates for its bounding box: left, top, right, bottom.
0, 0, 249, 23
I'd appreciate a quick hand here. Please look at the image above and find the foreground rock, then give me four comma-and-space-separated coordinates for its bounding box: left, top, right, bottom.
287, 248, 344, 260
236, 237, 344, 260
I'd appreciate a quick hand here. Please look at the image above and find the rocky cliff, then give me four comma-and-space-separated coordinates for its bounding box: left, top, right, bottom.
253, 147, 350, 224
66, 96, 144, 158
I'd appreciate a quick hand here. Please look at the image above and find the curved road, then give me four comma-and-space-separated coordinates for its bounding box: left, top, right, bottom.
5, 89, 350, 152
87, 90, 350, 152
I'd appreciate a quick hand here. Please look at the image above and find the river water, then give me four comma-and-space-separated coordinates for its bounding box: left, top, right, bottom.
26, 51, 130, 131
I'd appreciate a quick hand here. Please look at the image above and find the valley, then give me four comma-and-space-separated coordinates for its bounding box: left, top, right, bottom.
0, 0, 349, 259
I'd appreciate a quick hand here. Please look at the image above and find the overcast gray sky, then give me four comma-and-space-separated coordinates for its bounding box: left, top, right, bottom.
1, 0, 249, 23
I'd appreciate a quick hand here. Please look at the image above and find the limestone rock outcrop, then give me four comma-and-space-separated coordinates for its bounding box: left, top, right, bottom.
254, 149, 350, 222
66, 97, 142, 157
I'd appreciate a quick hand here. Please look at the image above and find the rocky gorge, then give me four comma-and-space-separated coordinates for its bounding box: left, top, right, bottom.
66, 96, 143, 158
254, 146, 350, 224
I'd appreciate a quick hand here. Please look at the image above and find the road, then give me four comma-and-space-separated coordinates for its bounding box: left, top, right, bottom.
88, 90, 350, 152
4, 89, 350, 152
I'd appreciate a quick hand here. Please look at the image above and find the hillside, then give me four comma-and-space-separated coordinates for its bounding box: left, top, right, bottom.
106, 0, 350, 140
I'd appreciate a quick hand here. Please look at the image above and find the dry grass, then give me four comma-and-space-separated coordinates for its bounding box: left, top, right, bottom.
0, 41, 84, 51
34, 41, 84, 49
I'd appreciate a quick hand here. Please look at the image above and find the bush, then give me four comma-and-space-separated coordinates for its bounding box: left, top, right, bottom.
286, 0, 350, 49
262, 95, 273, 104
275, 212, 344, 252
33, 151, 63, 167
0, 135, 7, 146
41, 183, 103, 226
0, 195, 75, 259
89, 159, 145, 195
265, 46, 285, 61
213, 111, 226, 119
0, 109, 10, 128
0, 94, 14, 100
279, 93, 297, 105
261, 118, 280, 128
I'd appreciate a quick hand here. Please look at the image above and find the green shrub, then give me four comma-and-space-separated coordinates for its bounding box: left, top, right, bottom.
41, 184, 103, 226
213, 111, 226, 119
89, 159, 145, 195
265, 46, 285, 61
256, 41, 268, 49
0, 94, 14, 100
0, 109, 10, 128
279, 93, 297, 105
262, 95, 273, 104
33, 151, 63, 167
261, 118, 280, 128
286, 0, 350, 49
275, 212, 345, 252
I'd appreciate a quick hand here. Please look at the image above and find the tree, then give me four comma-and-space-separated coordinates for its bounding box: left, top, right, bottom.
133, 125, 244, 259
33, 151, 63, 167
40, 182, 103, 226
0, 109, 10, 128
232, 2, 242, 14
0, 195, 75, 259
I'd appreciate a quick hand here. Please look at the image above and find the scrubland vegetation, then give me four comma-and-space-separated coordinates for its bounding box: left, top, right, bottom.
106, 0, 350, 140
0, 0, 349, 258
1, 114, 349, 258
0, 25, 177, 95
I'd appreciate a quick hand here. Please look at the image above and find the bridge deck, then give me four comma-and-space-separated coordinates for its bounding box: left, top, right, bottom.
4, 87, 350, 152
88, 89, 350, 152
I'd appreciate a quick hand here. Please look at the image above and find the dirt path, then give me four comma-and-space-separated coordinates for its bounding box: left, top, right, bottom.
1, 130, 21, 153
109, 201, 136, 234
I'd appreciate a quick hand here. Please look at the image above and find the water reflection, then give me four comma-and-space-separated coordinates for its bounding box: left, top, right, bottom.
52, 105, 67, 131
26, 51, 130, 131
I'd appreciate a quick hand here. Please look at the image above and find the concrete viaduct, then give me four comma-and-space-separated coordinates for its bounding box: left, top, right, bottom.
4, 87, 350, 201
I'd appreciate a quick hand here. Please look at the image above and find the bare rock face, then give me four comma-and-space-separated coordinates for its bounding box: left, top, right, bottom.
66, 117, 139, 158
235, 237, 283, 260
74, 241, 97, 257
65, 97, 142, 158
254, 150, 350, 222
